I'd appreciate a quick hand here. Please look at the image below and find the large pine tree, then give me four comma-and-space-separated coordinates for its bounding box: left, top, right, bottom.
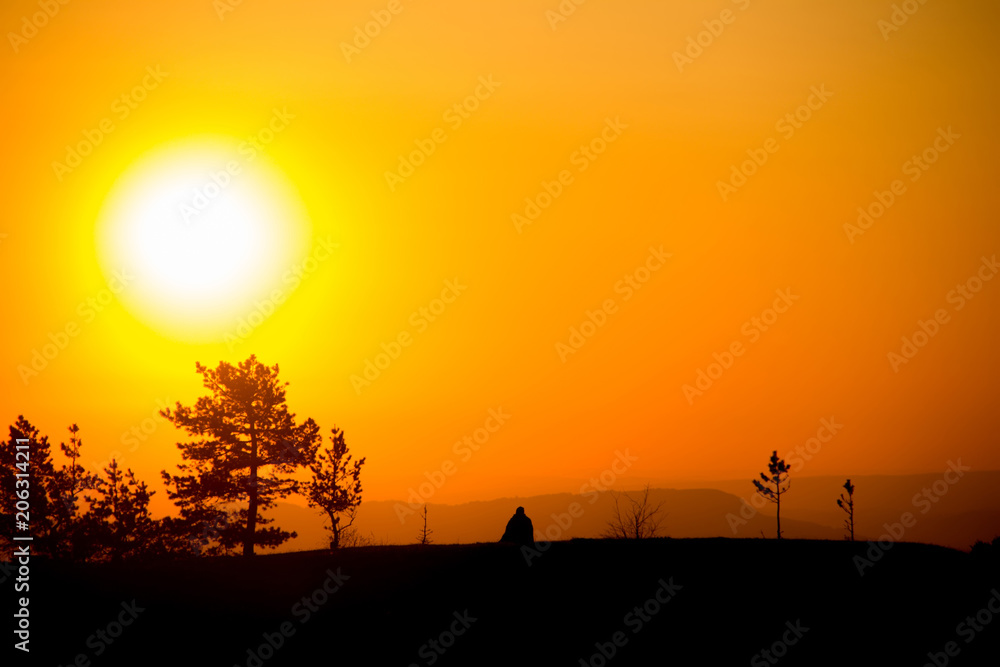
160, 356, 321, 557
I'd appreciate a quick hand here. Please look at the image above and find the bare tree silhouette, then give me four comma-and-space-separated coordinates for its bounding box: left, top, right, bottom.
337, 525, 377, 547
602, 484, 666, 539
752, 451, 791, 539
416, 504, 433, 545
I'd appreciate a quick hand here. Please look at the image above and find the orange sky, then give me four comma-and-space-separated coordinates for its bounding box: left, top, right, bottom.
3, 0, 998, 516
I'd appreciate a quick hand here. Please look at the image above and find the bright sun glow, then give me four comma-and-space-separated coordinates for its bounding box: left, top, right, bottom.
96, 138, 312, 342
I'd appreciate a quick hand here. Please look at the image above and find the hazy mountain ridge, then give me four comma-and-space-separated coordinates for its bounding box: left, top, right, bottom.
271, 471, 1000, 552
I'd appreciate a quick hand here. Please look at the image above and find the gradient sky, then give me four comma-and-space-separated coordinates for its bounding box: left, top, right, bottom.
3, 0, 998, 516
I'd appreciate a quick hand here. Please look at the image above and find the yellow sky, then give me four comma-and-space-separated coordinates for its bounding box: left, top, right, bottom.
2, 0, 999, 514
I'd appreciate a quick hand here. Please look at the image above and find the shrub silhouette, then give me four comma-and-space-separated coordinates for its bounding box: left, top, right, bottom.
602, 484, 666, 539
970, 536, 1000, 565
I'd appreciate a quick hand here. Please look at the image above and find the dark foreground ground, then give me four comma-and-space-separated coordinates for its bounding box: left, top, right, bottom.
6, 538, 1000, 666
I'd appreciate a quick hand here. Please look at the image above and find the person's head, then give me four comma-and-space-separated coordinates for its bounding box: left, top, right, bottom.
516, 506, 525, 515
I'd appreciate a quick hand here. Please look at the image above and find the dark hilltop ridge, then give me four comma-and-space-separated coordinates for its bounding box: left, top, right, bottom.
11, 537, 1000, 666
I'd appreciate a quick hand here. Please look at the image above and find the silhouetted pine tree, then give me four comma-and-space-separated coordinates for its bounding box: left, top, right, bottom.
752, 451, 791, 539
53, 424, 101, 560
160, 356, 322, 557
0, 418, 98, 560
85, 459, 161, 562
304, 427, 365, 549
837, 478, 856, 542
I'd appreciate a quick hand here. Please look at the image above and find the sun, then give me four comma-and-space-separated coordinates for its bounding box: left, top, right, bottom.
95, 137, 312, 342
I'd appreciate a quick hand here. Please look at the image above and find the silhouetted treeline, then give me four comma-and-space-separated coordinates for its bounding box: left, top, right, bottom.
0, 417, 174, 561
2, 356, 366, 562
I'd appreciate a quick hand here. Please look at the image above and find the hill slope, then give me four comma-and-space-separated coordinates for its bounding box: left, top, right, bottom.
15, 538, 1000, 666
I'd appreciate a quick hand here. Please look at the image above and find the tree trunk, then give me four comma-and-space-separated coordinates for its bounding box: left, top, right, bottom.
244, 426, 258, 557
776, 489, 782, 540
330, 514, 341, 549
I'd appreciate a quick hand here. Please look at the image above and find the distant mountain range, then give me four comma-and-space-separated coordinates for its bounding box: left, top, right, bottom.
270, 471, 1000, 552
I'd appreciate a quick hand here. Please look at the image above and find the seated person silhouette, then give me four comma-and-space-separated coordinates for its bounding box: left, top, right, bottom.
500, 506, 535, 545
